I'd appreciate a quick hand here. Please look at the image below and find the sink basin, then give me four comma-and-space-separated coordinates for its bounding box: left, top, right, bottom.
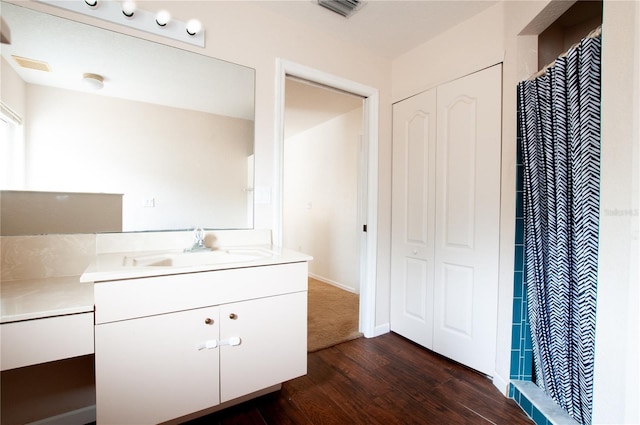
123, 248, 275, 268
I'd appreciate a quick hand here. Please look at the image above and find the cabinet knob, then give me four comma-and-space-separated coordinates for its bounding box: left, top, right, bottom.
229, 313, 238, 320
204, 318, 214, 325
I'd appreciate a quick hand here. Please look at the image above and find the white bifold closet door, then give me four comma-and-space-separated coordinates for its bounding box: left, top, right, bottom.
391, 65, 502, 376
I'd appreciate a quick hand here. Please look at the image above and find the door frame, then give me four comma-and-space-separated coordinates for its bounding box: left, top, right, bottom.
274, 58, 379, 338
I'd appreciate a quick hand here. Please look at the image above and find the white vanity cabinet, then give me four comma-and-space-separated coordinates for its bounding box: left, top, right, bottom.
93, 261, 308, 425
219, 291, 307, 403
95, 306, 221, 424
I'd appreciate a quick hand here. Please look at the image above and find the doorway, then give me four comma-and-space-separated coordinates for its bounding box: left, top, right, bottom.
274, 59, 379, 338
283, 77, 364, 350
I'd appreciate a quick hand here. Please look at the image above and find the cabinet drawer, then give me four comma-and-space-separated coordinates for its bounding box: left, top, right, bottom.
1, 313, 94, 371
94, 262, 308, 324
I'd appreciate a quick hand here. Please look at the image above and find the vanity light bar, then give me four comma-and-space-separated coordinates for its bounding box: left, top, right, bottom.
34, 0, 205, 47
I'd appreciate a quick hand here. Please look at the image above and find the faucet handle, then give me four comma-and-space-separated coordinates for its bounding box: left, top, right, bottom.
185, 227, 207, 252
193, 227, 205, 246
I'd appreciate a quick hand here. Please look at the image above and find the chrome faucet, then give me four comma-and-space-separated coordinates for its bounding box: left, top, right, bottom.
186, 227, 208, 252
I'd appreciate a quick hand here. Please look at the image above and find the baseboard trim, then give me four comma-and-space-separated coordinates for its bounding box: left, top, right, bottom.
27, 405, 96, 425
308, 273, 357, 294
372, 323, 390, 337
492, 373, 510, 396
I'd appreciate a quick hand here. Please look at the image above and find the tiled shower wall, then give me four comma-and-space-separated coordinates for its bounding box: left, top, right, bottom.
510, 124, 533, 383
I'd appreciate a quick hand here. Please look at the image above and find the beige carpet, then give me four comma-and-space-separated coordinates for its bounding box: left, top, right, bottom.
307, 277, 362, 352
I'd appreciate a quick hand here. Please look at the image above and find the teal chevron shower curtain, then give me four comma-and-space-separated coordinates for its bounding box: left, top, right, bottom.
517, 29, 601, 425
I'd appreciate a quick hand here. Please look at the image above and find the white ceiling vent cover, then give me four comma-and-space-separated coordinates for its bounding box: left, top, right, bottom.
317, 0, 363, 18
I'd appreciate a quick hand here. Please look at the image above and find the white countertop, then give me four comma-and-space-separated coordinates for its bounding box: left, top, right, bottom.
81, 245, 312, 283
1, 276, 94, 323
0, 243, 311, 323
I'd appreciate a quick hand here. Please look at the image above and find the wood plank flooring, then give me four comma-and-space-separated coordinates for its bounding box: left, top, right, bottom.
185, 332, 532, 424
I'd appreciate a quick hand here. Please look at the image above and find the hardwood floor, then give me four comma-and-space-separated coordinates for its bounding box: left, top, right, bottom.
185, 332, 532, 424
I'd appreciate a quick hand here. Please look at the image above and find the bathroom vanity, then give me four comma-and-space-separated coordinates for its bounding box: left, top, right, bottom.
0, 276, 94, 371
0, 230, 311, 425
87, 246, 310, 424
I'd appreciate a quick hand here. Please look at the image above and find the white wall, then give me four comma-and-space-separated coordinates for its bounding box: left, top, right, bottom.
0, 56, 26, 117
283, 107, 362, 293
25, 84, 252, 230
593, 1, 639, 423
391, 3, 505, 102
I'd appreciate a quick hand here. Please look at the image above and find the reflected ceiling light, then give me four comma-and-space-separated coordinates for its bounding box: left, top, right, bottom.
121, 1, 136, 18
186, 19, 202, 36
35, 0, 205, 47
155, 10, 171, 27
82, 73, 104, 90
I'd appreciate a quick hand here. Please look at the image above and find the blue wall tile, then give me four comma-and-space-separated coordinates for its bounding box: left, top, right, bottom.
514, 245, 524, 272
532, 407, 547, 425
510, 350, 521, 377
515, 220, 524, 244
514, 271, 523, 297
512, 324, 522, 350
513, 300, 522, 323
512, 104, 554, 425
511, 128, 533, 383
525, 324, 533, 350
520, 394, 533, 417
516, 193, 524, 219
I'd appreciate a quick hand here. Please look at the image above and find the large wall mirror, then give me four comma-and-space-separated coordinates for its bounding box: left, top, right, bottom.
0, 1, 255, 235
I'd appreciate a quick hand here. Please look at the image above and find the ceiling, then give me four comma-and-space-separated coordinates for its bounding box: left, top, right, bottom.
270, 0, 499, 136
285, 78, 363, 139
256, 0, 499, 59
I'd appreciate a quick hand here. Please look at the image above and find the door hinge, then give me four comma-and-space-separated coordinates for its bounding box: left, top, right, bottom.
363, 224, 367, 232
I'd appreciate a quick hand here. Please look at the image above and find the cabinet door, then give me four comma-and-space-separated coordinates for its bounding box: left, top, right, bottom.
95, 306, 220, 425
433, 65, 502, 376
390, 87, 437, 349
219, 291, 307, 403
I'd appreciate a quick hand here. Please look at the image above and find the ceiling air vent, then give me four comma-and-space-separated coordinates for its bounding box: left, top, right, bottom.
317, 0, 363, 18
12, 55, 51, 72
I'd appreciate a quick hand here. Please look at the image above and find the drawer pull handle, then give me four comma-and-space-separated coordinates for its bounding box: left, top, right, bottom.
229, 313, 238, 320
204, 318, 214, 325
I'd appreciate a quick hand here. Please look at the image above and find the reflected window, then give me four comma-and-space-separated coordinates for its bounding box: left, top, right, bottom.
0, 106, 24, 189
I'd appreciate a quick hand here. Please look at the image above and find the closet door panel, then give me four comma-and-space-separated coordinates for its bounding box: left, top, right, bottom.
433, 65, 502, 376
441, 96, 476, 249
390, 88, 437, 349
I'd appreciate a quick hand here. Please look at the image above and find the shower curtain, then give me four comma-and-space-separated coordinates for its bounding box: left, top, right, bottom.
517, 29, 601, 425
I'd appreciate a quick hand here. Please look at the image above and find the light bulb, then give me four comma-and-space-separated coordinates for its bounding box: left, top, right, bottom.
122, 1, 136, 18
155, 10, 171, 27
186, 19, 202, 36
82, 73, 104, 90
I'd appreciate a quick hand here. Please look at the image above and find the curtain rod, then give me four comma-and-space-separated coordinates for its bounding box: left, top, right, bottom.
528, 26, 602, 81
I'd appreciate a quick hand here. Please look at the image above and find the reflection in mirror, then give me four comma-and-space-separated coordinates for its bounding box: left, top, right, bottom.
0, 1, 255, 235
